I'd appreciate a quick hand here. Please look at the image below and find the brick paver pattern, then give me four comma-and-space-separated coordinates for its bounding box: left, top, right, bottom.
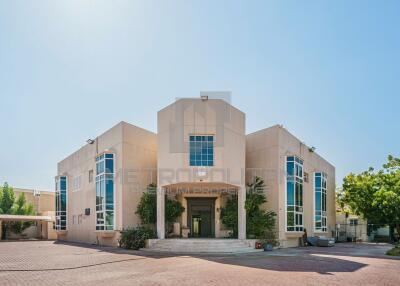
0, 241, 399, 286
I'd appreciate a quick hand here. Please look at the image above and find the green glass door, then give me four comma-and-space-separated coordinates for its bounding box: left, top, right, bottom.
187, 198, 216, 238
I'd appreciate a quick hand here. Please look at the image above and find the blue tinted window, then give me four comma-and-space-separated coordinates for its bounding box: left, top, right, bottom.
105, 159, 113, 173
55, 176, 67, 230
314, 172, 327, 231
315, 192, 321, 210
287, 181, 294, 205
60, 177, 66, 190
106, 179, 113, 204
287, 162, 294, 176
96, 161, 104, 175
95, 153, 114, 230
189, 135, 214, 166
286, 156, 304, 232
315, 176, 321, 188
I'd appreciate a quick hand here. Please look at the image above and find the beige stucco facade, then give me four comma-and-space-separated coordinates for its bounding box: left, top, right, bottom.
56, 97, 335, 248
56, 122, 156, 246
157, 99, 246, 239
246, 125, 336, 247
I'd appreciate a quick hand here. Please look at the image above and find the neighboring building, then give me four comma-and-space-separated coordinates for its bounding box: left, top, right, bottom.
335, 212, 393, 242
336, 212, 368, 242
2, 188, 56, 240
56, 96, 336, 248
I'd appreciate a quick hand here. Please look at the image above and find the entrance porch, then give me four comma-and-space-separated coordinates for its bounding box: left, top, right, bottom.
156, 182, 246, 240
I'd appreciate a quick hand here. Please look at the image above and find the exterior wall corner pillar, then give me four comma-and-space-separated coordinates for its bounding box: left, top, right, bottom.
156, 187, 165, 239
238, 185, 246, 240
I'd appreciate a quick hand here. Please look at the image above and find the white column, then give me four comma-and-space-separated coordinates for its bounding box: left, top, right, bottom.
238, 185, 246, 240
157, 187, 165, 239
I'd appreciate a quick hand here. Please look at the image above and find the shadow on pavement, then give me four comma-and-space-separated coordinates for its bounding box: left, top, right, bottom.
51, 240, 382, 274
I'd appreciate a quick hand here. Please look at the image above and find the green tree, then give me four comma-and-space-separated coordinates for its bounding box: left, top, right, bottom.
10, 193, 36, 233
135, 183, 157, 225
0, 183, 15, 214
220, 195, 238, 236
246, 176, 276, 238
342, 155, 400, 238
165, 198, 185, 224
220, 176, 276, 238
136, 183, 185, 230
0, 183, 36, 238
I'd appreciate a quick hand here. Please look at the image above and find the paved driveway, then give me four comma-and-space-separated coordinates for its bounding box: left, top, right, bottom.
0, 241, 399, 286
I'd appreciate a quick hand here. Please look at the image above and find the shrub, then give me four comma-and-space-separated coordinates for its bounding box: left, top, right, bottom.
136, 183, 185, 226
165, 198, 185, 224
135, 185, 157, 225
386, 244, 400, 256
118, 226, 156, 250
220, 176, 277, 239
220, 195, 238, 237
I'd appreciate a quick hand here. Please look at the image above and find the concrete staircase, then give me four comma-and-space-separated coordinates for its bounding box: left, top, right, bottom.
144, 239, 262, 254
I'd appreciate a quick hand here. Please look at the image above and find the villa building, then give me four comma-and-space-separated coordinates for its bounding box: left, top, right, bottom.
56, 96, 335, 248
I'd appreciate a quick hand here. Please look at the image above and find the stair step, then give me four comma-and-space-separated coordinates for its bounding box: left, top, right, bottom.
144, 239, 259, 253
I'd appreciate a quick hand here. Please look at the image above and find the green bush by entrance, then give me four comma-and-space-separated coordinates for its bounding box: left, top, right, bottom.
220, 176, 277, 240
135, 183, 185, 230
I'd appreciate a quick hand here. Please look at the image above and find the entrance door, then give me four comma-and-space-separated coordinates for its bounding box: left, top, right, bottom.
187, 198, 215, 238
191, 215, 202, 237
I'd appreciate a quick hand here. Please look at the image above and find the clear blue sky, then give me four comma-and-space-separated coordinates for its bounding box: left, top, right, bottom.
0, 1, 399, 191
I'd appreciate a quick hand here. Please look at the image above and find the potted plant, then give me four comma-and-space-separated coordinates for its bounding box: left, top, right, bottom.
258, 230, 279, 251
255, 241, 263, 249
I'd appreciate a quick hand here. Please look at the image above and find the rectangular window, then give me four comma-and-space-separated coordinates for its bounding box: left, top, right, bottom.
55, 176, 67, 230
286, 156, 304, 232
314, 172, 327, 232
349, 219, 358, 226
95, 153, 115, 231
189, 135, 214, 166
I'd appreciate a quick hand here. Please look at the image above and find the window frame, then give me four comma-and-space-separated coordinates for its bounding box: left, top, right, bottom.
55, 175, 67, 230
285, 156, 304, 232
95, 152, 115, 231
314, 172, 328, 232
349, 219, 358, 226
189, 134, 214, 167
